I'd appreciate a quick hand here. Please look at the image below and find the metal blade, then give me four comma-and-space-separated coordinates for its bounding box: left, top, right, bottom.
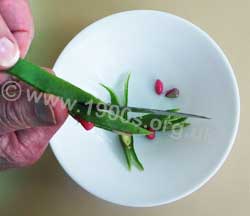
86, 103, 211, 120
118, 106, 211, 119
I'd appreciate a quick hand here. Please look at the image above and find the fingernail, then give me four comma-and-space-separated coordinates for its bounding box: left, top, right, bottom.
0, 37, 20, 69
34, 100, 57, 126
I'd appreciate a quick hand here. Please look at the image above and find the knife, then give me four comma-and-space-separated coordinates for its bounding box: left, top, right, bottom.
79, 103, 211, 120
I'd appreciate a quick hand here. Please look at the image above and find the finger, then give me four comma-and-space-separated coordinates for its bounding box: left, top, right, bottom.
0, 102, 67, 170
0, 68, 68, 169
0, 14, 20, 70
15, 98, 68, 168
0, 97, 67, 169
0, 0, 34, 57
0, 98, 67, 169
0, 89, 57, 136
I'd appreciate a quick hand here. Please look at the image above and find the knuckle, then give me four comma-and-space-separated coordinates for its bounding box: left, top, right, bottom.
0, 134, 46, 170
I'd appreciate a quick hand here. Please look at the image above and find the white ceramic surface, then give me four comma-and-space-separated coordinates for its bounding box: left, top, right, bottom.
51, 10, 240, 207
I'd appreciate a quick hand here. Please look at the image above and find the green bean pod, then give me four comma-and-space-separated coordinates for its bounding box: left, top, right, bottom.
7, 59, 149, 135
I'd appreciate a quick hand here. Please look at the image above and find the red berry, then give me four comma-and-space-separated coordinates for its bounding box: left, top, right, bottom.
146, 128, 156, 140
155, 79, 163, 95
165, 88, 179, 98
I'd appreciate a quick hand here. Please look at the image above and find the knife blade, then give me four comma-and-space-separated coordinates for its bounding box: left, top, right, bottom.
79, 103, 211, 120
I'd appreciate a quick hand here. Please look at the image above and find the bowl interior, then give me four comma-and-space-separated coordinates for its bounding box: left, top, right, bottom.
51, 10, 239, 207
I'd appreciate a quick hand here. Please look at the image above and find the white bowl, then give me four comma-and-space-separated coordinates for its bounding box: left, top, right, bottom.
51, 10, 240, 207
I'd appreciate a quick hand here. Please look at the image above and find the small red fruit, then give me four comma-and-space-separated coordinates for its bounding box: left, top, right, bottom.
155, 79, 164, 95
146, 128, 156, 140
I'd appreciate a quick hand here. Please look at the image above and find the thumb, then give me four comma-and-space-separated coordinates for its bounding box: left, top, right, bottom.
0, 14, 20, 70
0, 88, 57, 136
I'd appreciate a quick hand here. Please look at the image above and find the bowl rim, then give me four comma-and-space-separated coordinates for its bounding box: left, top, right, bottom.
51, 9, 240, 207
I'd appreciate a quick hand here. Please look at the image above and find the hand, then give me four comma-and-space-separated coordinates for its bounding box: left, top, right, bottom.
0, 0, 68, 170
